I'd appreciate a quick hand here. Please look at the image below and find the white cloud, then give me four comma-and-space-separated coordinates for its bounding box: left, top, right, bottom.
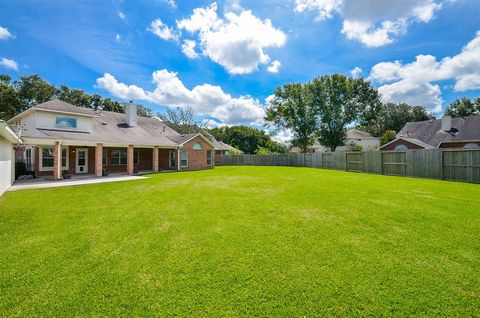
115, 34, 122, 42
0, 26, 13, 40
96, 73, 149, 100
267, 60, 281, 73
176, 2, 286, 74
295, 0, 443, 47
181, 40, 199, 58
0, 57, 18, 71
96, 70, 266, 125
148, 18, 178, 42
118, 12, 126, 20
368, 31, 480, 112
350, 66, 362, 78
271, 129, 293, 143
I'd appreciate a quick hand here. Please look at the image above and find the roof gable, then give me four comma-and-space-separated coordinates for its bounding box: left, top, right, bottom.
397, 115, 480, 147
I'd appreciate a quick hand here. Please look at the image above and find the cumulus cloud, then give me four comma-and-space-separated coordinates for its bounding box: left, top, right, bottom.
118, 12, 126, 20
181, 40, 199, 58
176, 2, 286, 74
148, 18, 178, 41
115, 34, 122, 42
368, 31, 480, 112
350, 66, 362, 78
0, 57, 18, 71
295, 0, 443, 47
0, 26, 13, 40
267, 60, 281, 73
96, 70, 266, 125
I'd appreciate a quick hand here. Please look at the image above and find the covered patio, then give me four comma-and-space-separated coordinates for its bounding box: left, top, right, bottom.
19, 141, 180, 181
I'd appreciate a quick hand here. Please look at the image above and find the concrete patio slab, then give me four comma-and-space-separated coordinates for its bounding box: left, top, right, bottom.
8, 175, 147, 191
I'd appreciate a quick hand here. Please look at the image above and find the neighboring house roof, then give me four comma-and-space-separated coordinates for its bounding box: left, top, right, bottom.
396, 115, 480, 148
211, 139, 236, 151
8, 100, 216, 148
379, 137, 434, 150
346, 129, 377, 139
0, 120, 22, 144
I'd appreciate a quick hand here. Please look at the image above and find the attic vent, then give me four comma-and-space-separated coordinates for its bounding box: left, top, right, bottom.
101, 122, 107, 125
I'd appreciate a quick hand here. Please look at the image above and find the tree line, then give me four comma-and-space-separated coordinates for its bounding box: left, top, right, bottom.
0, 74, 153, 120
1, 73, 478, 154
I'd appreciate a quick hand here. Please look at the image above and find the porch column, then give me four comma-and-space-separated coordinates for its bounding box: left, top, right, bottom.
53, 141, 62, 181
95, 143, 103, 177
153, 146, 159, 173
127, 145, 134, 175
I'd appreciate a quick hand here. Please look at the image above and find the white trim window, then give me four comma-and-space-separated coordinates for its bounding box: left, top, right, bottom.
193, 143, 202, 150
102, 149, 107, 166
134, 150, 140, 165
55, 116, 77, 129
169, 150, 176, 168
111, 149, 127, 165
39, 146, 69, 171
180, 149, 188, 168
207, 150, 212, 166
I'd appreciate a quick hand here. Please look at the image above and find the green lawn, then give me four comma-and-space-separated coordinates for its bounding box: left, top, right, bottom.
0, 166, 479, 317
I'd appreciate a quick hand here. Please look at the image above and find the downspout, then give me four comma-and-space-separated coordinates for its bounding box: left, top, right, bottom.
177, 147, 181, 171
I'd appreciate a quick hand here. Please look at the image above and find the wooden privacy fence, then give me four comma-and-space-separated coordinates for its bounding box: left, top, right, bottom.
215, 149, 480, 184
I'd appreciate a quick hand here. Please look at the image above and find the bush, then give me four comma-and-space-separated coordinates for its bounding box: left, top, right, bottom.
381, 130, 397, 145
351, 144, 363, 152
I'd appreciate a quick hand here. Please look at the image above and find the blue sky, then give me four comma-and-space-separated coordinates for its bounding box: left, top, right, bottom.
1, 0, 480, 133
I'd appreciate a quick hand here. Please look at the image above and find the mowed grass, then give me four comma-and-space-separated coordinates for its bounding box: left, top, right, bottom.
0, 166, 479, 317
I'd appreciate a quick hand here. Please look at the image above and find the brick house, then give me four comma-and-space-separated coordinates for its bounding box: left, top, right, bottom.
8, 100, 215, 180
379, 115, 480, 151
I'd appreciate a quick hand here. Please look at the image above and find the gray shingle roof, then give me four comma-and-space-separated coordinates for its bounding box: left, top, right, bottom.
32, 99, 98, 116
166, 133, 199, 145
19, 100, 184, 147
211, 139, 236, 151
346, 129, 376, 139
397, 115, 480, 147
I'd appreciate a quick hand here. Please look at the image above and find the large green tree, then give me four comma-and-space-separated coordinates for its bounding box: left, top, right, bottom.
265, 83, 318, 153
361, 102, 434, 136
307, 74, 382, 152
15, 74, 57, 110
444, 97, 480, 117
0, 75, 22, 120
209, 125, 287, 154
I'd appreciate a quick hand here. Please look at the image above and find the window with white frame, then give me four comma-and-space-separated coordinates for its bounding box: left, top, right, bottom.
55, 116, 77, 129
40, 146, 69, 171
180, 149, 188, 167
102, 149, 107, 165
193, 143, 202, 150
207, 150, 212, 166
169, 150, 176, 167
111, 149, 127, 165
134, 150, 140, 165
42, 148, 54, 168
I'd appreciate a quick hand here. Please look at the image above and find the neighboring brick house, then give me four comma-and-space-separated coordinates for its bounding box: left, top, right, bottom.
9, 99, 215, 180
379, 115, 480, 151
